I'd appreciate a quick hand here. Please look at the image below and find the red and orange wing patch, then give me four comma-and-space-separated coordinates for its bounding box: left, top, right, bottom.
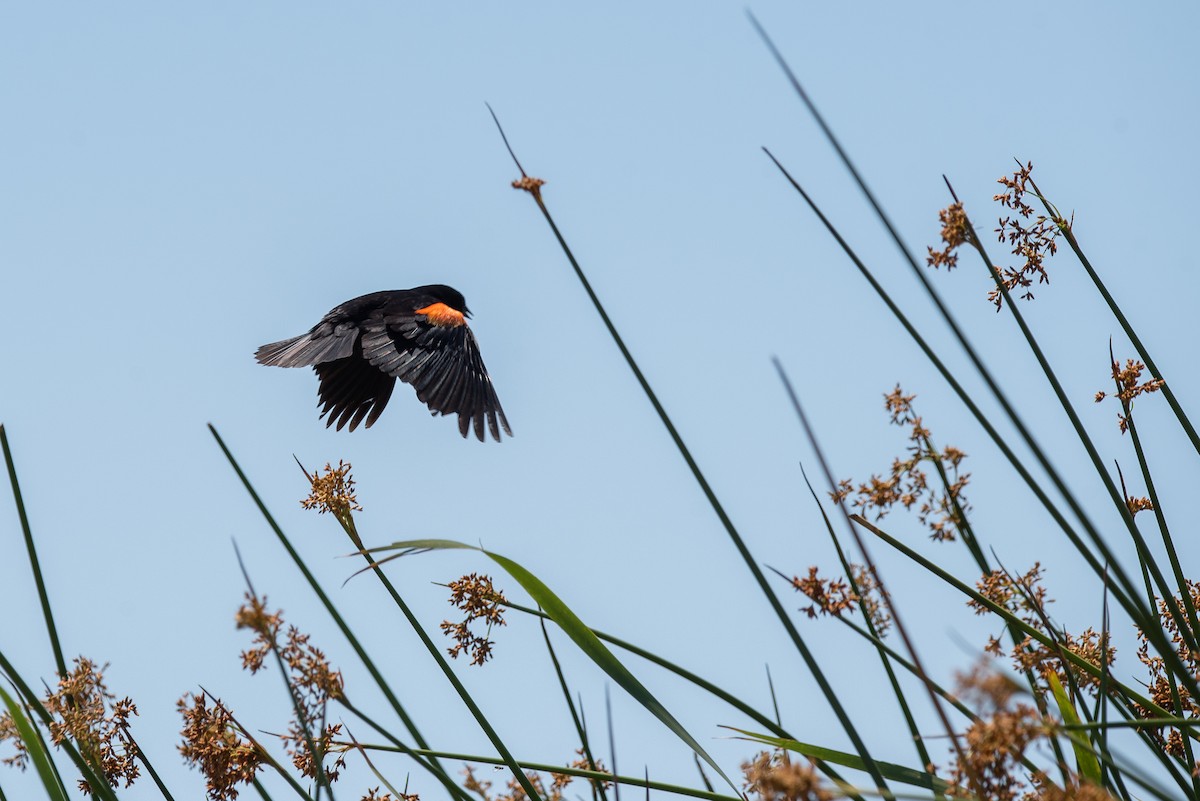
415, 302, 466, 328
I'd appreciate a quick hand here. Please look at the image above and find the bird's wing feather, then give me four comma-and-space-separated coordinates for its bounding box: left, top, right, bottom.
361, 315, 510, 441
255, 319, 360, 368
313, 341, 397, 432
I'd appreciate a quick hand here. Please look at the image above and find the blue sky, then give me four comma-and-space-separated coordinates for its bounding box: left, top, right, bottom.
2, 3, 1198, 798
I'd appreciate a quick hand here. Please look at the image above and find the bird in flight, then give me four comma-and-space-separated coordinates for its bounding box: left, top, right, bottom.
255, 285, 511, 441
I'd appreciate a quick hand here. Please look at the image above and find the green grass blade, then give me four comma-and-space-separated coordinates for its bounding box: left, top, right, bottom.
948, 192, 1200, 676
0, 426, 67, 680
537, 617, 610, 801
724, 727, 948, 793
207, 426, 470, 801
490, 109, 889, 797
371, 538, 738, 794
849, 514, 1176, 718
0, 685, 69, 801
1025, 172, 1200, 456
1045, 672, 1102, 784
752, 19, 1179, 683
796, 467, 940, 788
366, 744, 741, 801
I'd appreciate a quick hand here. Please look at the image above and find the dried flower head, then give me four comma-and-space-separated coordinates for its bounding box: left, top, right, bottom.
971, 564, 1050, 623
792, 567, 858, 620
178, 693, 263, 801
1126, 495, 1154, 516
926, 202, 971, 270
462, 750, 609, 801
988, 162, 1068, 310
948, 660, 1048, 801
742, 750, 833, 801
0, 709, 29, 771
363, 788, 420, 801
41, 657, 140, 795
440, 573, 508, 666
301, 460, 363, 516
971, 566, 1115, 697
235, 593, 345, 782
834, 386, 971, 541
1135, 581, 1200, 756
1025, 773, 1116, 801
511, 176, 546, 198
1095, 358, 1165, 433
850, 563, 891, 636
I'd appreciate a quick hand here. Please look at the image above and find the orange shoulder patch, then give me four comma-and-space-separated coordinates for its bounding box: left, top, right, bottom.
415, 302, 466, 327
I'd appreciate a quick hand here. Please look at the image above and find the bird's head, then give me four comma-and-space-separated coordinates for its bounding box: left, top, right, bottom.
415, 284, 472, 318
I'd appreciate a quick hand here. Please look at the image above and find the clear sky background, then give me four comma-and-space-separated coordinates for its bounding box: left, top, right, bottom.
2, 3, 1198, 799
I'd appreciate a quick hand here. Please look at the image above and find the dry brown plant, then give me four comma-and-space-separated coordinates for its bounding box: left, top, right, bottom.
462, 749, 610, 801
178, 693, 264, 801
235, 592, 346, 783
742, 750, 833, 801
1095, 357, 1165, 434
441, 573, 508, 666
301, 460, 363, 516
832, 385, 971, 541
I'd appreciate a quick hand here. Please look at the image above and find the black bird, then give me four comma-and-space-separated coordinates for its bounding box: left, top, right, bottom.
255, 285, 511, 441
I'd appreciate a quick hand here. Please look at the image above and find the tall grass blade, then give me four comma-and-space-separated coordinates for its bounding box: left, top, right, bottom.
538, 617, 609, 801
1044, 673, 1102, 784
367, 538, 738, 793
723, 728, 948, 793
206, 425, 469, 801
365, 745, 742, 801
946, 186, 1199, 670
1024, 171, 1200, 456
752, 19, 1183, 682
0, 426, 67, 680
0, 685, 68, 801
489, 108, 888, 795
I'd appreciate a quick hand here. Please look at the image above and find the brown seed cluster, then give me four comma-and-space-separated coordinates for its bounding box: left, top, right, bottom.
741, 750, 833, 801
1095, 358, 1165, 434
926, 202, 971, 270
1126, 495, 1154, 516
235, 592, 346, 783
947, 660, 1049, 801
301, 460, 363, 517
440, 573, 508, 666
462, 749, 609, 801
511, 176, 547, 197
1135, 580, 1200, 758
38, 657, 141, 795
0, 707, 29, 770
971, 565, 1115, 696
791, 567, 857, 620
988, 161, 1067, 310
363, 788, 420, 801
850, 563, 891, 637
832, 386, 971, 541
178, 694, 264, 801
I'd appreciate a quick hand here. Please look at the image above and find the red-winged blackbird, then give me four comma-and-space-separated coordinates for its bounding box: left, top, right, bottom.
255, 285, 511, 442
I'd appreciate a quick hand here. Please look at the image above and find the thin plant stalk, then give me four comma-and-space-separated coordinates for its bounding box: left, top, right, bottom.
490, 106, 890, 796
1024, 171, 1200, 457
207, 425, 470, 801
773, 360, 968, 779
537, 617, 610, 801
796, 467, 940, 792
946, 182, 1200, 671
0, 425, 67, 680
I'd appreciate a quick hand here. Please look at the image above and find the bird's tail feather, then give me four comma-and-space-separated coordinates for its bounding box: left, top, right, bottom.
255, 333, 349, 367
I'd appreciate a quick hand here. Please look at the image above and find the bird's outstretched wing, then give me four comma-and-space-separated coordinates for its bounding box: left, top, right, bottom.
254, 319, 360, 368
361, 316, 511, 442
313, 341, 397, 432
